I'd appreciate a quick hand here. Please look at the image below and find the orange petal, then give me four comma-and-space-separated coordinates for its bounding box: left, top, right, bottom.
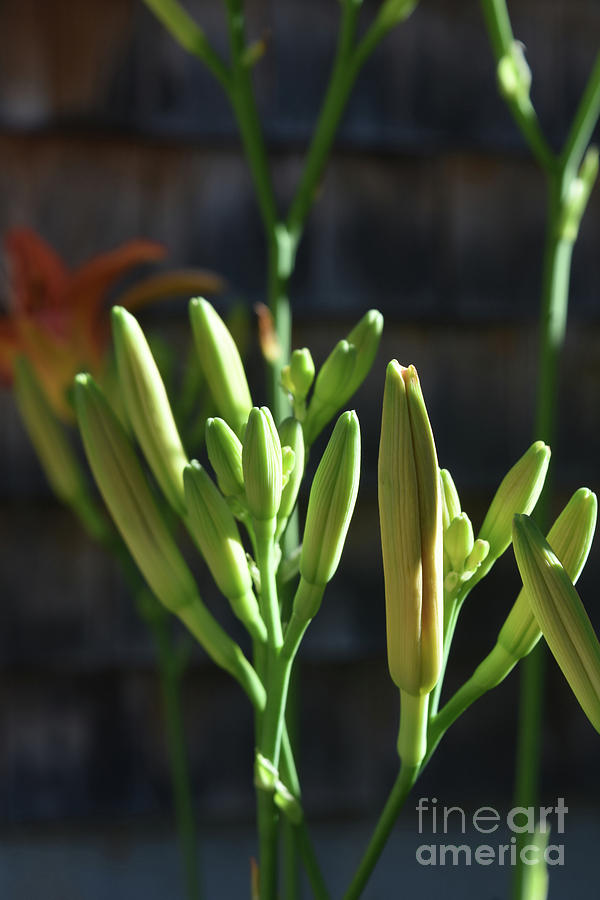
116, 268, 225, 311
4, 228, 69, 316
66, 239, 166, 312
0, 319, 21, 384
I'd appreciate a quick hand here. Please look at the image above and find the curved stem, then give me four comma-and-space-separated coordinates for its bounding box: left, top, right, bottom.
343, 764, 419, 900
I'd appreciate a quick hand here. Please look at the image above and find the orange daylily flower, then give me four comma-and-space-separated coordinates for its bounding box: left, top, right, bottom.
0, 228, 224, 419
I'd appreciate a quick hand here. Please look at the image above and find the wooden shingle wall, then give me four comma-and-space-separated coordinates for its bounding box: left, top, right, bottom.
1, 0, 600, 836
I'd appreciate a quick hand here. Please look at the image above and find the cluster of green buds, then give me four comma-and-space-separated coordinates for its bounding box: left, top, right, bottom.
282, 309, 383, 444
440, 469, 490, 596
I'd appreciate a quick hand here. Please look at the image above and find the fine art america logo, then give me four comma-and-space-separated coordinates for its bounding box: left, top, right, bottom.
415, 797, 567, 867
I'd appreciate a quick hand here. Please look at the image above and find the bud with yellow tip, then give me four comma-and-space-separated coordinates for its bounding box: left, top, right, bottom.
513, 513, 600, 733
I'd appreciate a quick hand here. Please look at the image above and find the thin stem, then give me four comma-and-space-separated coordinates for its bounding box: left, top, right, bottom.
561, 51, 600, 182
430, 594, 462, 715
294, 821, 332, 900
343, 764, 419, 900
147, 601, 201, 900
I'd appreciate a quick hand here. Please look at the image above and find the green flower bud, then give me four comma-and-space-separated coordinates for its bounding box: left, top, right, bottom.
277, 417, 305, 536
14, 356, 87, 508
440, 468, 461, 531
299, 410, 361, 595
112, 306, 188, 515
183, 462, 266, 642
242, 407, 283, 521
513, 514, 600, 734
281, 348, 315, 402
376, 0, 418, 31
74, 374, 198, 611
477, 440, 550, 565
74, 375, 264, 705
303, 309, 383, 443
464, 539, 490, 573
444, 513, 474, 574
189, 297, 252, 437
497, 41, 532, 105
498, 488, 597, 662
379, 361, 443, 697
205, 417, 245, 500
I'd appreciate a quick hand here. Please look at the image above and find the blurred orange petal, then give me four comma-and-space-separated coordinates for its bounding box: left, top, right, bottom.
66, 240, 166, 312
4, 228, 69, 315
116, 268, 225, 311
0, 320, 20, 384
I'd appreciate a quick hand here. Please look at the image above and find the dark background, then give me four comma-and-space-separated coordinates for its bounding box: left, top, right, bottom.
1, 0, 599, 897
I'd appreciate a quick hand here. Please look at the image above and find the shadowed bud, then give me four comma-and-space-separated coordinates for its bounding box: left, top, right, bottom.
303, 310, 383, 443
205, 417, 245, 500
299, 410, 361, 594
513, 514, 600, 733
184, 462, 266, 642
277, 417, 305, 537
189, 297, 252, 437
74, 374, 198, 611
444, 513, 474, 573
478, 441, 550, 565
379, 361, 443, 697
14, 356, 87, 507
242, 407, 283, 521
440, 468, 461, 531
112, 306, 188, 514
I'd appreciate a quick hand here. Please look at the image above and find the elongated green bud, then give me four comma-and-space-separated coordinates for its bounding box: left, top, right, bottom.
277, 417, 305, 536
205, 417, 245, 500
440, 468, 461, 530
478, 441, 550, 565
74, 374, 198, 610
14, 356, 88, 507
281, 348, 315, 402
242, 406, 282, 521
513, 514, 600, 733
112, 306, 188, 515
445, 513, 474, 573
189, 297, 252, 437
299, 410, 361, 593
304, 310, 383, 443
183, 463, 266, 642
379, 361, 443, 697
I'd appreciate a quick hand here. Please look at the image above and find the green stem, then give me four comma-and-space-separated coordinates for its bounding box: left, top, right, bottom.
146, 601, 200, 900
343, 764, 419, 900
561, 51, 600, 181
294, 820, 331, 900
430, 594, 462, 715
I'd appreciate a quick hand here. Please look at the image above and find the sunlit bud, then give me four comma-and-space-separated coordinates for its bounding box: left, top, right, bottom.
281, 447, 296, 487
304, 310, 383, 443
376, 0, 418, 32
281, 348, 315, 402
477, 441, 550, 565
513, 514, 600, 733
189, 297, 252, 437
497, 41, 532, 105
498, 488, 597, 662
14, 356, 87, 508
299, 410, 361, 592
183, 463, 266, 642
205, 417, 245, 500
242, 407, 283, 521
464, 539, 489, 573
440, 468, 461, 531
112, 307, 188, 515
444, 513, 474, 574
379, 361, 443, 697
74, 374, 198, 612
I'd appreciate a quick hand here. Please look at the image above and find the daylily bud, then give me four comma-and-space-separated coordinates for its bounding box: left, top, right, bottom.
112, 306, 188, 515
242, 407, 283, 521
74, 374, 197, 610
444, 513, 474, 574
303, 309, 383, 443
14, 356, 87, 508
277, 417, 305, 536
513, 514, 600, 733
498, 488, 597, 662
464, 539, 490, 573
477, 441, 550, 565
189, 297, 252, 437
440, 468, 461, 531
376, 0, 418, 32
299, 410, 361, 597
497, 41, 532, 106
379, 361, 443, 697
74, 375, 264, 704
205, 417, 245, 500
183, 462, 266, 642
281, 348, 315, 402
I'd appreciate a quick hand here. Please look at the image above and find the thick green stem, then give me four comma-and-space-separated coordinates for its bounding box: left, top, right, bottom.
343, 764, 419, 900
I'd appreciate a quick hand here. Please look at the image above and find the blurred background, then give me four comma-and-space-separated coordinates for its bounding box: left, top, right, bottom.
1, 0, 599, 897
